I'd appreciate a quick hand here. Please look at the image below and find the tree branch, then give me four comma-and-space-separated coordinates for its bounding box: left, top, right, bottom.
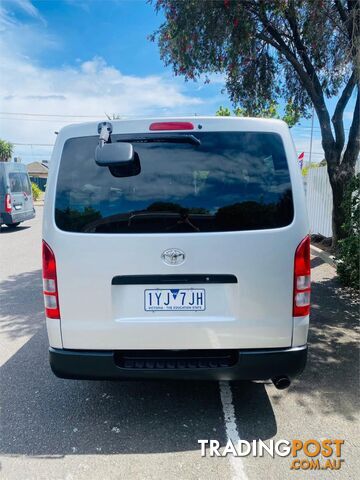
285, 1, 324, 97
342, 86, 360, 170
335, 0, 359, 61
257, 7, 335, 151
334, 0, 348, 28
256, 22, 319, 102
335, 0, 357, 37
332, 71, 357, 153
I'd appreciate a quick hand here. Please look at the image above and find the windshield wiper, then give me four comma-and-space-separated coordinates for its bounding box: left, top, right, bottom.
128, 212, 201, 232
83, 211, 203, 233
116, 134, 201, 146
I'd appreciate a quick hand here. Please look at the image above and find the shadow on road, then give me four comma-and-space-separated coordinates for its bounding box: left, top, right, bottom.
0, 225, 31, 234
310, 256, 326, 269
0, 269, 43, 339
0, 328, 276, 456
271, 258, 359, 422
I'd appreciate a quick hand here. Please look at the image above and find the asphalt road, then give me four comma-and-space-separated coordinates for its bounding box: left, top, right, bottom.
0, 209, 359, 480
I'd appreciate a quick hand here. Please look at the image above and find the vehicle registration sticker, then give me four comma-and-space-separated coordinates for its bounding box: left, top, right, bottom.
144, 288, 206, 311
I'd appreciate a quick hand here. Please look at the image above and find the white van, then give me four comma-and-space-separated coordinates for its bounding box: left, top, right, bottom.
43, 117, 310, 389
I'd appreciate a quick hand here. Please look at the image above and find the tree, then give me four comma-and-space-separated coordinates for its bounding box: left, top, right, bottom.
150, 0, 360, 246
336, 174, 360, 288
0, 139, 13, 162
216, 99, 300, 127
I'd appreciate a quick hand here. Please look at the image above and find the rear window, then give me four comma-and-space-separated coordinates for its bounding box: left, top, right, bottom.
55, 131, 293, 233
9, 172, 31, 195
22, 173, 32, 195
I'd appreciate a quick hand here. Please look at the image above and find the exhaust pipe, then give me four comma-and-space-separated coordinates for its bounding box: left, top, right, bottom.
272, 376, 291, 390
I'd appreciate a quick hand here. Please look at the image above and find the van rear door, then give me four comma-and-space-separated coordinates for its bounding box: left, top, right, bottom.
9, 172, 26, 215
8, 171, 33, 215
47, 120, 307, 351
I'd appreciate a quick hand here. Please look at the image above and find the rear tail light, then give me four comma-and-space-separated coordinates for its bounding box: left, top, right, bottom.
5, 193, 12, 213
42, 240, 60, 319
293, 236, 311, 317
149, 121, 194, 131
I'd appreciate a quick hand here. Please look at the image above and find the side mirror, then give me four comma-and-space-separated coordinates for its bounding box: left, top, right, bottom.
95, 142, 134, 167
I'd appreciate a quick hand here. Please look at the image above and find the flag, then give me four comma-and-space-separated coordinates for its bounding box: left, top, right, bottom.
298, 152, 304, 169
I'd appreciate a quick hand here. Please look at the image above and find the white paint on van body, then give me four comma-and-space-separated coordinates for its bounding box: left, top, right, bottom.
43, 117, 309, 350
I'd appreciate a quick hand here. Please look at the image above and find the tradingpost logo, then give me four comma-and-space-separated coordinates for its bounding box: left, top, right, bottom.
198, 439, 345, 470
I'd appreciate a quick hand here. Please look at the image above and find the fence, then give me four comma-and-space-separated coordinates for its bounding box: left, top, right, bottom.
306, 166, 333, 237
305, 161, 359, 238
29, 176, 47, 192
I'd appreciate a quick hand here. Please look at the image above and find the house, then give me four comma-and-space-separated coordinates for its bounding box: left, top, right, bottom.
27, 161, 48, 191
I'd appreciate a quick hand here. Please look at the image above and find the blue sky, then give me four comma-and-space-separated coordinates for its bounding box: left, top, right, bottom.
0, 0, 356, 164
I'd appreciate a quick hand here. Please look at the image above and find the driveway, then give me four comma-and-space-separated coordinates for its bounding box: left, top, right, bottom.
0, 208, 359, 479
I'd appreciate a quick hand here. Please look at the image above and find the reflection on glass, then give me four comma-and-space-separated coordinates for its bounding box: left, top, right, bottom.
55, 131, 293, 233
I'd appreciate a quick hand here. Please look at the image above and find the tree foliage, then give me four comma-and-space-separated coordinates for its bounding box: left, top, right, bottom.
151, 1, 358, 114
336, 174, 360, 288
216, 99, 300, 127
151, 0, 360, 245
0, 139, 13, 162
31, 182, 42, 201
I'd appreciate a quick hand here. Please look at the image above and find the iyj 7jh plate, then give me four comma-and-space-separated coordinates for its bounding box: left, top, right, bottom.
144, 288, 206, 312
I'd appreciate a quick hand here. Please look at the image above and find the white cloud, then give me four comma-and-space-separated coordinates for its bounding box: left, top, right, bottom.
1, 0, 45, 25
14, 0, 45, 21
0, 5, 208, 163
1, 55, 203, 119
63, 0, 90, 12
0, 54, 204, 160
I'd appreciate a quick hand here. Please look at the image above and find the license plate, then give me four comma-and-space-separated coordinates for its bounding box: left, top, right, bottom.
144, 288, 206, 312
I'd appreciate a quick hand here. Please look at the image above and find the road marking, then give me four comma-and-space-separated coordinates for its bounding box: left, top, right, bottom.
219, 381, 248, 480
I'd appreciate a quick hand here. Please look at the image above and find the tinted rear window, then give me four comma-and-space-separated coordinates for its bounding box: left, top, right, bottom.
9, 173, 22, 193
9, 172, 31, 195
55, 132, 293, 233
21, 173, 31, 195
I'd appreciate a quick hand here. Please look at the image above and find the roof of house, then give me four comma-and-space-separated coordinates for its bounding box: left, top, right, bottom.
27, 161, 49, 176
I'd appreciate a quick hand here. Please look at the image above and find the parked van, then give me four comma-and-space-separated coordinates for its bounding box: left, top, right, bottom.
0, 162, 35, 228
43, 117, 310, 388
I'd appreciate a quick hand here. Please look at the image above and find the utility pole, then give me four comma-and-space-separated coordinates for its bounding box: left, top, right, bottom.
309, 106, 315, 168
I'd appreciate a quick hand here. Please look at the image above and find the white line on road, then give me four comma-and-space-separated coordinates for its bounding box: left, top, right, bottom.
219, 381, 249, 480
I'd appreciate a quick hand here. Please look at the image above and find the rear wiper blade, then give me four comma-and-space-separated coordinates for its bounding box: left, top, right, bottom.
116, 134, 201, 146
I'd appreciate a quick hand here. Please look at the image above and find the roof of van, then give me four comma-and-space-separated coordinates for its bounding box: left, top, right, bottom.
57, 116, 290, 139
0, 161, 28, 172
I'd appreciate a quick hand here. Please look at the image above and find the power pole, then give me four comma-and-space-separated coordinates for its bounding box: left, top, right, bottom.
309, 106, 315, 168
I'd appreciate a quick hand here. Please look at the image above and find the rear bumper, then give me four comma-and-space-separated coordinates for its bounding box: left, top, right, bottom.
49, 345, 307, 381
1, 209, 35, 225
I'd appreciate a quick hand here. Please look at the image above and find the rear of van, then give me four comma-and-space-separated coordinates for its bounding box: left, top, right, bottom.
43, 117, 310, 384
0, 163, 35, 228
